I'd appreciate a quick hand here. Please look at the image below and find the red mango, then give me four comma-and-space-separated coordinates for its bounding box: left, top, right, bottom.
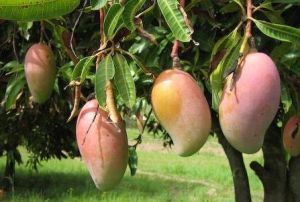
219, 52, 281, 154
76, 99, 128, 190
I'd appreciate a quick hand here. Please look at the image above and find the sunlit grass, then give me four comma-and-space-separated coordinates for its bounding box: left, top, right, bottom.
0, 129, 263, 202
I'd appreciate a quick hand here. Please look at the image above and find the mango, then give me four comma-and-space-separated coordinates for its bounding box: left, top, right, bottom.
219, 52, 280, 154
283, 116, 300, 156
151, 68, 211, 157
76, 99, 128, 191
24, 43, 56, 103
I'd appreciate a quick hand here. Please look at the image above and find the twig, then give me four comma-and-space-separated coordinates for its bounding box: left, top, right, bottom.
70, 0, 88, 59
12, 25, 19, 62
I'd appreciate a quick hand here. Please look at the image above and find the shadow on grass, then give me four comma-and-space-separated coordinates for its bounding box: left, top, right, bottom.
0, 166, 210, 201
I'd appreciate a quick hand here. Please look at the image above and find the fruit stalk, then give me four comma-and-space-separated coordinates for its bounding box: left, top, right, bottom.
240, 0, 253, 55
170, 0, 185, 68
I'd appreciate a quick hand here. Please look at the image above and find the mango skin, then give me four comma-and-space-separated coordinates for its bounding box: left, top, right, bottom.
283, 116, 300, 157
151, 68, 211, 157
76, 99, 128, 191
24, 43, 56, 103
219, 52, 280, 154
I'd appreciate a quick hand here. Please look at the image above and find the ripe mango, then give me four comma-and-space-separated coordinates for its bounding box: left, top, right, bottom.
24, 43, 56, 103
76, 99, 128, 191
283, 116, 300, 156
219, 53, 280, 154
151, 68, 211, 157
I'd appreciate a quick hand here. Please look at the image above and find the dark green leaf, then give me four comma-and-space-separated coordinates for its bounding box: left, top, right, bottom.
128, 146, 138, 176
95, 55, 115, 107
0, 0, 80, 21
272, 0, 300, 3
281, 83, 292, 113
157, 0, 192, 42
104, 4, 124, 39
4, 73, 26, 110
210, 31, 242, 110
71, 56, 96, 82
122, 0, 146, 31
113, 54, 136, 108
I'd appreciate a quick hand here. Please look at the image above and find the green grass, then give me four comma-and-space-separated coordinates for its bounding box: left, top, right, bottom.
0, 129, 263, 202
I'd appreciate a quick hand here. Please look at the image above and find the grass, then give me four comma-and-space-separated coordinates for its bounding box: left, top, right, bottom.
0, 129, 263, 202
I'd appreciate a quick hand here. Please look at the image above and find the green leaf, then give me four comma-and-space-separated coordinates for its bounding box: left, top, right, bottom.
0, 0, 80, 21
281, 83, 292, 113
113, 54, 136, 108
157, 0, 192, 42
122, 0, 146, 31
272, 0, 300, 3
104, 4, 124, 39
91, 0, 107, 10
2, 61, 24, 74
95, 55, 115, 107
4, 73, 26, 110
252, 19, 300, 44
128, 146, 138, 176
210, 31, 242, 110
71, 56, 96, 82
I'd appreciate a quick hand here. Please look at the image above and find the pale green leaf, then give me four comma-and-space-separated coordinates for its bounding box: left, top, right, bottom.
0, 0, 80, 21
113, 54, 136, 108
122, 0, 146, 31
95, 55, 115, 107
252, 19, 300, 44
157, 0, 192, 42
104, 3, 124, 39
91, 0, 107, 10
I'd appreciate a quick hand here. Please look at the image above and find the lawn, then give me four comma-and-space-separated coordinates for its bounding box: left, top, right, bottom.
0, 129, 263, 202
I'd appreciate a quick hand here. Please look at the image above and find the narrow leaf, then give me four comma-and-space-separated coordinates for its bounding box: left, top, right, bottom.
113, 54, 136, 108
272, 0, 300, 3
157, 0, 192, 42
104, 4, 124, 39
91, 0, 107, 10
122, 0, 146, 31
210, 33, 242, 110
71, 56, 96, 82
0, 0, 80, 21
4, 73, 26, 110
95, 55, 115, 107
252, 19, 300, 44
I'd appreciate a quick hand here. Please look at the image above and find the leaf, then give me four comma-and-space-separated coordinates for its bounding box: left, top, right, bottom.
2, 61, 24, 74
128, 146, 138, 176
95, 55, 115, 107
104, 4, 124, 39
0, 0, 80, 21
157, 0, 192, 42
281, 83, 292, 113
71, 56, 96, 82
210, 31, 242, 110
252, 19, 300, 44
122, 0, 146, 31
80, 56, 96, 83
272, 0, 300, 3
91, 0, 107, 10
113, 54, 136, 108
4, 73, 26, 110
